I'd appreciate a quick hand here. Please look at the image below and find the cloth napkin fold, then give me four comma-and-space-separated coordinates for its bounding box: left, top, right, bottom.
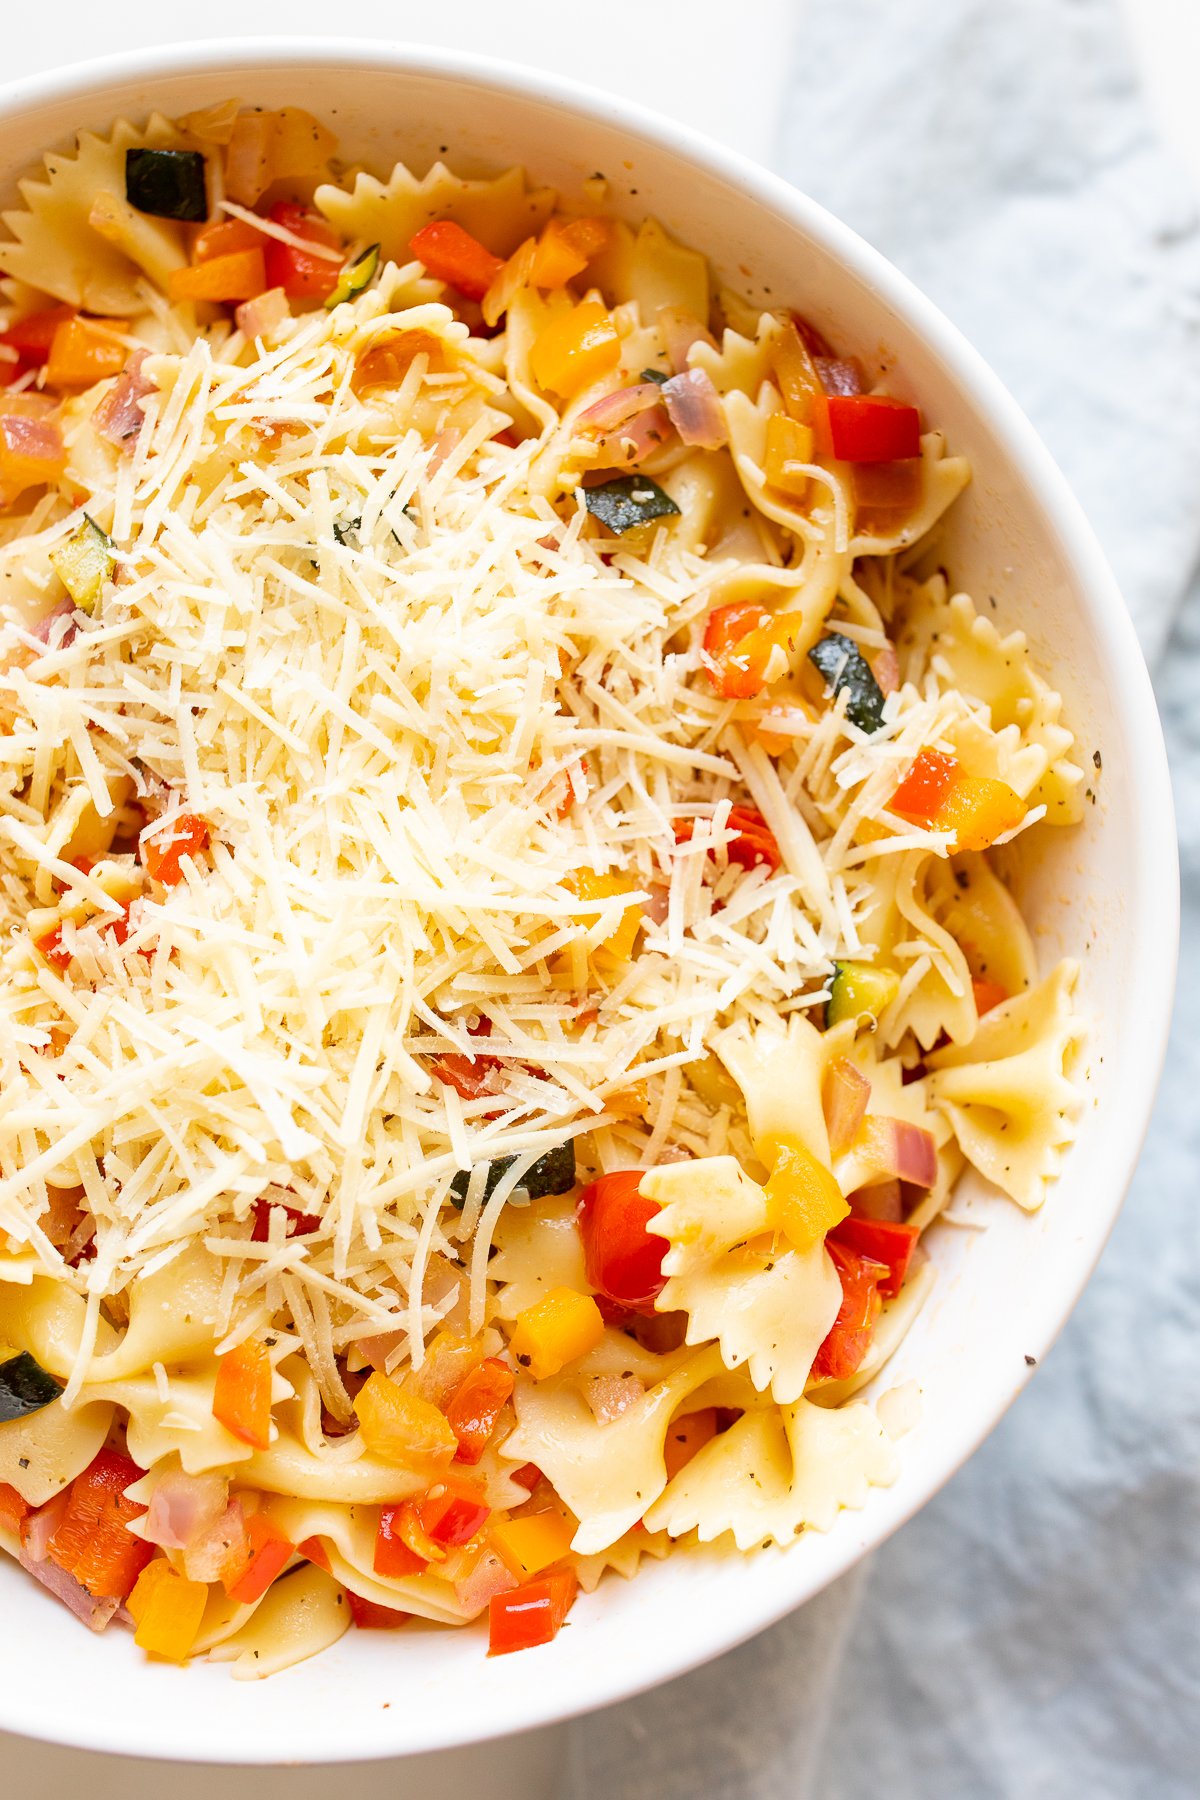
570, 2, 1200, 1795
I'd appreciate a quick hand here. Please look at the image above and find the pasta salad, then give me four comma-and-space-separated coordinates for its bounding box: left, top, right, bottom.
0, 102, 1083, 1675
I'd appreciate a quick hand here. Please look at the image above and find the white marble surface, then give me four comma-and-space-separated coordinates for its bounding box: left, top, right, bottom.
1, 3, 1197, 1794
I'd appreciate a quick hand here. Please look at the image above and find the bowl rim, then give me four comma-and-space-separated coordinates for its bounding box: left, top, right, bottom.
0, 33, 1180, 1765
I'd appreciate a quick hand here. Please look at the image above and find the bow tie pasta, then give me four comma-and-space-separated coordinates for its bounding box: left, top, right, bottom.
0, 98, 1082, 1674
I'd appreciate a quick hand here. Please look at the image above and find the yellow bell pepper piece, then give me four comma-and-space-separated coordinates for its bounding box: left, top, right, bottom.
509, 1287, 604, 1380
490, 1509, 575, 1578
128, 1560, 208, 1662
763, 1134, 849, 1252
45, 317, 127, 388
763, 413, 814, 500
932, 774, 1025, 852
530, 299, 620, 398
353, 1371, 458, 1473
529, 217, 611, 290
565, 869, 641, 966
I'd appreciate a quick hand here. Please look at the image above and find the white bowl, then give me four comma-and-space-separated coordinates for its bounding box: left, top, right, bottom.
0, 38, 1177, 1767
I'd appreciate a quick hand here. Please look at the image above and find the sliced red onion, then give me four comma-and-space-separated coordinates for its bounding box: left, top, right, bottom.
859, 1116, 938, 1188
2, 413, 63, 464
575, 382, 663, 434
584, 1372, 645, 1424
662, 368, 727, 449
17, 1548, 121, 1631
825, 1056, 871, 1157
849, 1179, 903, 1222
29, 599, 78, 650
641, 884, 670, 927
815, 356, 864, 396
453, 1547, 520, 1618
20, 1487, 71, 1562
182, 1497, 249, 1585
354, 1328, 407, 1373
94, 350, 155, 450
143, 1469, 227, 1550
235, 288, 290, 343
657, 306, 716, 371
590, 402, 672, 470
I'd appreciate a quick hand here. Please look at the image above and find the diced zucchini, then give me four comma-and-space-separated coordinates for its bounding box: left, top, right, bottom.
49, 515, 115, 613
825, 960, 900, 1029
326, 243, 380, 310
584, 475, 680, 535
449, 1141, 576, 1207
808, 631, 886, 733
639, 367, 669, 385
0, 1350, 64, 1423
125, 148, 208, 222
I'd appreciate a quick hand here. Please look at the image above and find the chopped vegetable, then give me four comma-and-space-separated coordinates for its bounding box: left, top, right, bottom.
829, 1215, 919, 1298
374, 1503, 427, 1577
444, 1357, 515, 1464
212, 1338, 273, 1450
663, 1408, 718, 1479
488, 1569, 577, 1655
701, 601, 790, 699
140, 811, 210, 885
49, 514, 115, 613
409, 221, 504, 302
168, 249, 266, 303
528, 216, 609, 288
33, 924, 71, 970
509, 1288, 604, 1380
889, 749, 1025, 849
0, 1350, 64, 1422
763, 411, 815, 498
565, 867, 642, 963
889, 748, 960, 823
192, 218, 262, 263
0, 305, 74, 374
675, 804, 781, 872
125, 148, 208, 222
448, 1141, 576, 1206
347, 1591, 410, 1629
127, 1559, 207, 1660
973, 977, 1008, 1016
530, 300, 621, 398
353, 1372, 458, 1473
854, 1115, 938, 1189
584, 474, 679, 535
577, 1170, 667, 1315
640, 367, 669, 385
770, 318, 832, 453
762, 1134, 848, 1251
44, 1449, 152, 1599
0, 1481, 30, 1532
825, 960, 900, 1029
0, 413, 64, 506
490, 1510, 574, 1579
45, 317, 127, 388
808, 632, 887, 733
225, 1512, 293, 1604
827, 393, 921, 463
823, 1056, 871, 1156
661, 367, 727, 449
326, 242, 380, 310
811, 1241, 889, 1381
263, 202, 342, 301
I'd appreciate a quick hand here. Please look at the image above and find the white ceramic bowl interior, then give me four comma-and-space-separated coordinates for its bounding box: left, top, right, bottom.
0, 40, 1178, 1766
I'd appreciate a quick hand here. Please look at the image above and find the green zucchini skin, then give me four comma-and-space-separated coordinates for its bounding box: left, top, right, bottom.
125, 149, 208, 222
449, 1140, 576, 1206
0, 1351, 64, 1423
808, 632, 886, 733
583, 475, 679, 535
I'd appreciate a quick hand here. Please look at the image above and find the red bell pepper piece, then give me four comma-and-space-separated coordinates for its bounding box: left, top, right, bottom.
577, 1170, 667, 1316
972, 978, 1008, 1016
263, 202, 342, 301
445, 1357, 515, 1464
140, 812, 210, 885
488, 1569, 577, 1655
409, 221, 504, 303
701, 601, 784, 700
889, 748, 961, 825
829, 1215, 919, 1298
418, 1488, 491, 1549
297, 1534, 331, 1571
347, 1590, 411, 1629
675, 803, 781, 873
250, 1195, 322, 1242
225, 1513, 293, 1604
34, 924, 72, 970
374, 1503, 428, 1578
811, 1241, 889, 1381
828, 394, 921, 463
0, 305, 75, 376
46, 1449, 152, 1599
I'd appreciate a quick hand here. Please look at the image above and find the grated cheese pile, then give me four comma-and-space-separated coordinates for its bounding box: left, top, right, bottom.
0, 268, 1001, 1399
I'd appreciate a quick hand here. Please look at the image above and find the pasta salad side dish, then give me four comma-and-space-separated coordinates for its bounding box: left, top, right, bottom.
0, 103, 1083, 1675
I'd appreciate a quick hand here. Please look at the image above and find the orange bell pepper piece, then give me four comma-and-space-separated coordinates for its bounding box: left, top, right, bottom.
0, 1480, 30, 1533
353, 1372, 458, 1473
139, 812, 210, 885
530, 299, 620, 398
0, 413, 65, 507
663, 1407, 719, 1480
212, 1338, 273, 1450
224, 1511, 293, 1603
489, 1510, 574, 1579
128, 1558, 208, 1661
889, 748, 961, 823
445, 1356, 515, 1464
972, 977, 1008, 1016
168, 248, 266, 303
488, 1569, 577, 1655
508, 1288, 604, 1381
409, 221, 504, 302
932, 774, 1025, 851
45, 1449, 152, 1599
45, 317, 127, 388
